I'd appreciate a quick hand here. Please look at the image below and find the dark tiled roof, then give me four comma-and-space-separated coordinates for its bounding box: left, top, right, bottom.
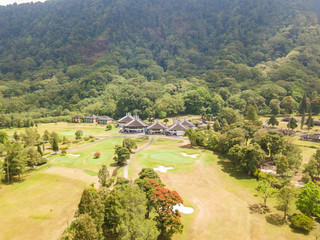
73, 115, 83, 118
147, 120, 167, 130
125, 116, 148, 128
85, 114, 98, 119
118, 113, 134, 123
168, 121, 188, 131
98, 116, 113, 120
181, 118, 195, 128
314, 121, 320, 126
281, 117, 299, 122
301, 134, 320, 140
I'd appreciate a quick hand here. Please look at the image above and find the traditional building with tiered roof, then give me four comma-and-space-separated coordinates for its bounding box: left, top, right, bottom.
118, 112, 134, 128
123, 115, 148, 133
166, 121, 188, 136
147, 120, 168, 134
181, 117, 196, 129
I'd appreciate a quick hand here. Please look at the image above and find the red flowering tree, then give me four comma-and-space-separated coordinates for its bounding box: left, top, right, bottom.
94, 152, 101, 158
135, 168, 164, 219
151, 187, 183, 239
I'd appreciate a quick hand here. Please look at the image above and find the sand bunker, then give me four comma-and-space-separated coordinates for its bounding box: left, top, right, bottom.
295, 181, 305, 188
261, 169, 276, 175
67, 154, 80, 157
180, 153, 199, 158
173, 204, 194, 214
153, 165, 174, 173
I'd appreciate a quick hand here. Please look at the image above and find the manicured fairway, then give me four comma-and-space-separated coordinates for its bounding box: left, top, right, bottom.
48, 137, 124, 172
3, 122, 119, 139
129, 138, 313, 240
0, 172, 87, 240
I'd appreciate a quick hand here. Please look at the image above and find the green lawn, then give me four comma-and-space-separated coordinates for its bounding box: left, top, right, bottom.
48, 137, 122, 170
3, 122, 119, 139
0, 172, 86, 240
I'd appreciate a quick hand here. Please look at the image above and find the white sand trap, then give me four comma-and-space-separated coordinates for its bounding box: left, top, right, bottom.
261, 169, 277, 175
67, 154, 80, 157
180, 152, 199, 158
173, 204, 194, 214
295, 181, 305, 187
153, 165, 174, 173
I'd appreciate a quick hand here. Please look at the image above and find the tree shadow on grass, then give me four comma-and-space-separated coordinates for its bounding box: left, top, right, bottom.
179, 144, 193, 149
217, 154, 253, 181
248, 203, 270, 214
109, 162, 118, 167
265, 213, 285, 226
290, 227, 311, 236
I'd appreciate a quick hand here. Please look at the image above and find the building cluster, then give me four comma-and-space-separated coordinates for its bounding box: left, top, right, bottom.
118, 112, 195, 136
281, 117, 320, 126
300, 133, 320, 142
72, 114, 113, 125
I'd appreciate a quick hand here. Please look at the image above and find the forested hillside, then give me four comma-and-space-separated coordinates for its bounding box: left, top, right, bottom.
1, 0, 320, 125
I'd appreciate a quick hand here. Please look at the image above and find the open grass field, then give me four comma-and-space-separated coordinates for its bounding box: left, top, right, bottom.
3, 122, 119, 139
0, 172, 87, 240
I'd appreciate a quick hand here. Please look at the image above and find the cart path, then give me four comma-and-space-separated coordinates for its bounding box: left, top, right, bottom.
124, 136, 155, 179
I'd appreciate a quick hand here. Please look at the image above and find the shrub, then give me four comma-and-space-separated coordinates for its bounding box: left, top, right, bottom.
253, 169, 282, 188
61, 149, 67, 156
94, 152, 101, 158
36, 158, 48, 166
106, 124, 112, 131
290, 214, 314, 232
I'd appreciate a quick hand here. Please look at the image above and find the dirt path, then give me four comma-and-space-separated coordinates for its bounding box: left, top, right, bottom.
124, 136, 155, 178
44, 167, 99, 186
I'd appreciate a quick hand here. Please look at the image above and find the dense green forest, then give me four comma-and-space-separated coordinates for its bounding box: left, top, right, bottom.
1, 0, 320, 125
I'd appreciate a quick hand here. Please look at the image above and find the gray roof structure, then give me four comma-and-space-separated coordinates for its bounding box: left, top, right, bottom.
118, 112, 134, 123
147, 120, 167, 130
98, 116, 113, 121
125, 115, 148, 128
281, 117, 299, 122
181, 117, 195, 128
85, 114, 98, 119
314, 121, 320, 126
168, 121, 188, 131
300, 134, 320, 141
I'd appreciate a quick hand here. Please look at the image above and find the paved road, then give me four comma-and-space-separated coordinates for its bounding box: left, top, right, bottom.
124, 136, 155, 179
